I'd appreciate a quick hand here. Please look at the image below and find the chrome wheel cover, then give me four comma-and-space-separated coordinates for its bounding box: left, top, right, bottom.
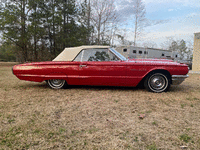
47, 79, 65, 89
148, 73, 168, 92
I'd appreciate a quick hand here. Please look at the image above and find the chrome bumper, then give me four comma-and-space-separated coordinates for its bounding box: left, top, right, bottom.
171, 75, 189, 85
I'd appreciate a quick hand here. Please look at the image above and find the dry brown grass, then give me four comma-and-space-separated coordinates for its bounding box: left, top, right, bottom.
0, 63, 200, 149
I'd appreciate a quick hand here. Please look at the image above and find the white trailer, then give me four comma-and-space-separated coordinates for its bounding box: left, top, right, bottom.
115, 46, 179, 60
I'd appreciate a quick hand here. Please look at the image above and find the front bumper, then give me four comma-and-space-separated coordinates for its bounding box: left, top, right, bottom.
171, 75, 189, 85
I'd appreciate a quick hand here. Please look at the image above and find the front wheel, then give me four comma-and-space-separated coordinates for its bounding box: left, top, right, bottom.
144, 73, 170, 93
47, 79, 67, 89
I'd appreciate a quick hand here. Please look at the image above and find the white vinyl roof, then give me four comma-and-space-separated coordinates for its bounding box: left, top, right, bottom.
53, 45, 110, 61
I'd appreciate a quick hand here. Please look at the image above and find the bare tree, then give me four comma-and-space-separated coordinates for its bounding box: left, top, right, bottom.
90, 0, 117, 45
164, 38, 193, 60
187, 40, 193, 60
160, 37, 175, 50
132, 0, 146, 46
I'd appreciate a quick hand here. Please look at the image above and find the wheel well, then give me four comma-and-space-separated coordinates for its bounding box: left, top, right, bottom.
137, 69, 172, 87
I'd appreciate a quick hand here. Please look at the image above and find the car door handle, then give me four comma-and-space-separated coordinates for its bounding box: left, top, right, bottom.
79, 65, 87, 68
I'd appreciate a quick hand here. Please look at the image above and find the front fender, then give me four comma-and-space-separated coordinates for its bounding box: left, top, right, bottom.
142, 67, 171, 79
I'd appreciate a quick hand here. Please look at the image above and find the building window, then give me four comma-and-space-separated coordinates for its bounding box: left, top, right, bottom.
162, 53, 165, 56
175, 55, 178, 58
139, 51, 142, 54
123, 49, 127, 52
133, 50, 137, 53
144, 51, 147, 54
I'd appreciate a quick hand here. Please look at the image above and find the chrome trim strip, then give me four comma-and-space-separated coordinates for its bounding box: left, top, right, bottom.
172, 75, 189, 78
171, 74, 189, 85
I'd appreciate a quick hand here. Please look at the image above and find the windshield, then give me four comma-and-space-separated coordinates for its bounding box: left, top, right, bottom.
109, 48, 127, 61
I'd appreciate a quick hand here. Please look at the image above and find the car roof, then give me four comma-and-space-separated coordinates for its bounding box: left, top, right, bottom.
53, 45, 110, 61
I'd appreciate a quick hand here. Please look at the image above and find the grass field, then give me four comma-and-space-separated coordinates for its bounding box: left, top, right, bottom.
0, 62, 200, 149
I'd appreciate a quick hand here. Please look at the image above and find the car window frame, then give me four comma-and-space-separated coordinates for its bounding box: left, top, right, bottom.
73, 48, 122, 62
109, 48, 127, 61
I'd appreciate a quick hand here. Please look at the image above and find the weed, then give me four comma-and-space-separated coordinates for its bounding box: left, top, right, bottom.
164, 117, 169, 121
124, 143, 131, 149
181, 104, 186, 108
180, 134, 191, 143
134, 136, 138, 142
152, 121, 158, 126
59, 128, 66, 134
146, 110, 152, 113
147, 142, 158, 150
114, 100, 119, 103
186, 128, 191, 131
186, 97, 191, 101
8, 118, 15, 123
34, 129, 41, 134
88, 127, 98, 134
71, 130, 79, 136
48, 132, 54, 139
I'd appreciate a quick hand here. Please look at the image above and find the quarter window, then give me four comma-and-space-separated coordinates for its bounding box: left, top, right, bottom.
73, 51, 83, 61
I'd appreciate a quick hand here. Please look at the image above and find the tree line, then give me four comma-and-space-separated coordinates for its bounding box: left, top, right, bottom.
0, 0, 116, 62
0, 0, 193, 62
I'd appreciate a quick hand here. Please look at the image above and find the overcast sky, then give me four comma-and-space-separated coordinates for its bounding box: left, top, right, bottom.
115, 0, 200, 48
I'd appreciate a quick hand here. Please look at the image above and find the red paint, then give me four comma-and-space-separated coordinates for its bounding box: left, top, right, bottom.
12, 59, 189, 87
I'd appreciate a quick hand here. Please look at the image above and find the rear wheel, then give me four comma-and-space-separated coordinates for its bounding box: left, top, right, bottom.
47, 79, 67, 89
144, 73, 170, 93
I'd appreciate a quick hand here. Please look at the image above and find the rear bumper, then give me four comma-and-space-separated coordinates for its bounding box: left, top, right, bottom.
171, 75, 189, 85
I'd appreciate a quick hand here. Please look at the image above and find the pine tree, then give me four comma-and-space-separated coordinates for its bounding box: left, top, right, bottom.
0, 0, 30, 62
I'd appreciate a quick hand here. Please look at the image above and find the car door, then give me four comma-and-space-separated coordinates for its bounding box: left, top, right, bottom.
78, 48, 128, 86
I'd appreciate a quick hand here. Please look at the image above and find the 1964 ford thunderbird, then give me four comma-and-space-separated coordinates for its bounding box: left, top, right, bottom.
12, 45, 189, 93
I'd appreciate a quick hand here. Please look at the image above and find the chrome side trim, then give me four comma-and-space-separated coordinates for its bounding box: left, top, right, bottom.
171, 75, 189, 85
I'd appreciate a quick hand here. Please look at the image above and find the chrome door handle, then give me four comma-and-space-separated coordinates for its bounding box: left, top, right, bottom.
79, 65, 87, 67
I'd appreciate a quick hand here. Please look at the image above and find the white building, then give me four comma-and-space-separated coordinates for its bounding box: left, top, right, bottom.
115, 46, 179, 60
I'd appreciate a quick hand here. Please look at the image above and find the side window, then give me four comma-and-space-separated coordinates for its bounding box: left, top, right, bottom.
82, 49, 110, 61
109, 51, 119, 61
73, 51, 83, 61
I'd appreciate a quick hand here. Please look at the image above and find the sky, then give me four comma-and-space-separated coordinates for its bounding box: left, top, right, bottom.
115, 0, 200, 48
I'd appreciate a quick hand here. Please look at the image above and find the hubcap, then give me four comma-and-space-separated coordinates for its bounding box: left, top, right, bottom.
148, 74, 168, 92
48, 79, 65, 89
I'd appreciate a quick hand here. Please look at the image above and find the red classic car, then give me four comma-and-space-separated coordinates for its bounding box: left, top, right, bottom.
12, 45, 189, 93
